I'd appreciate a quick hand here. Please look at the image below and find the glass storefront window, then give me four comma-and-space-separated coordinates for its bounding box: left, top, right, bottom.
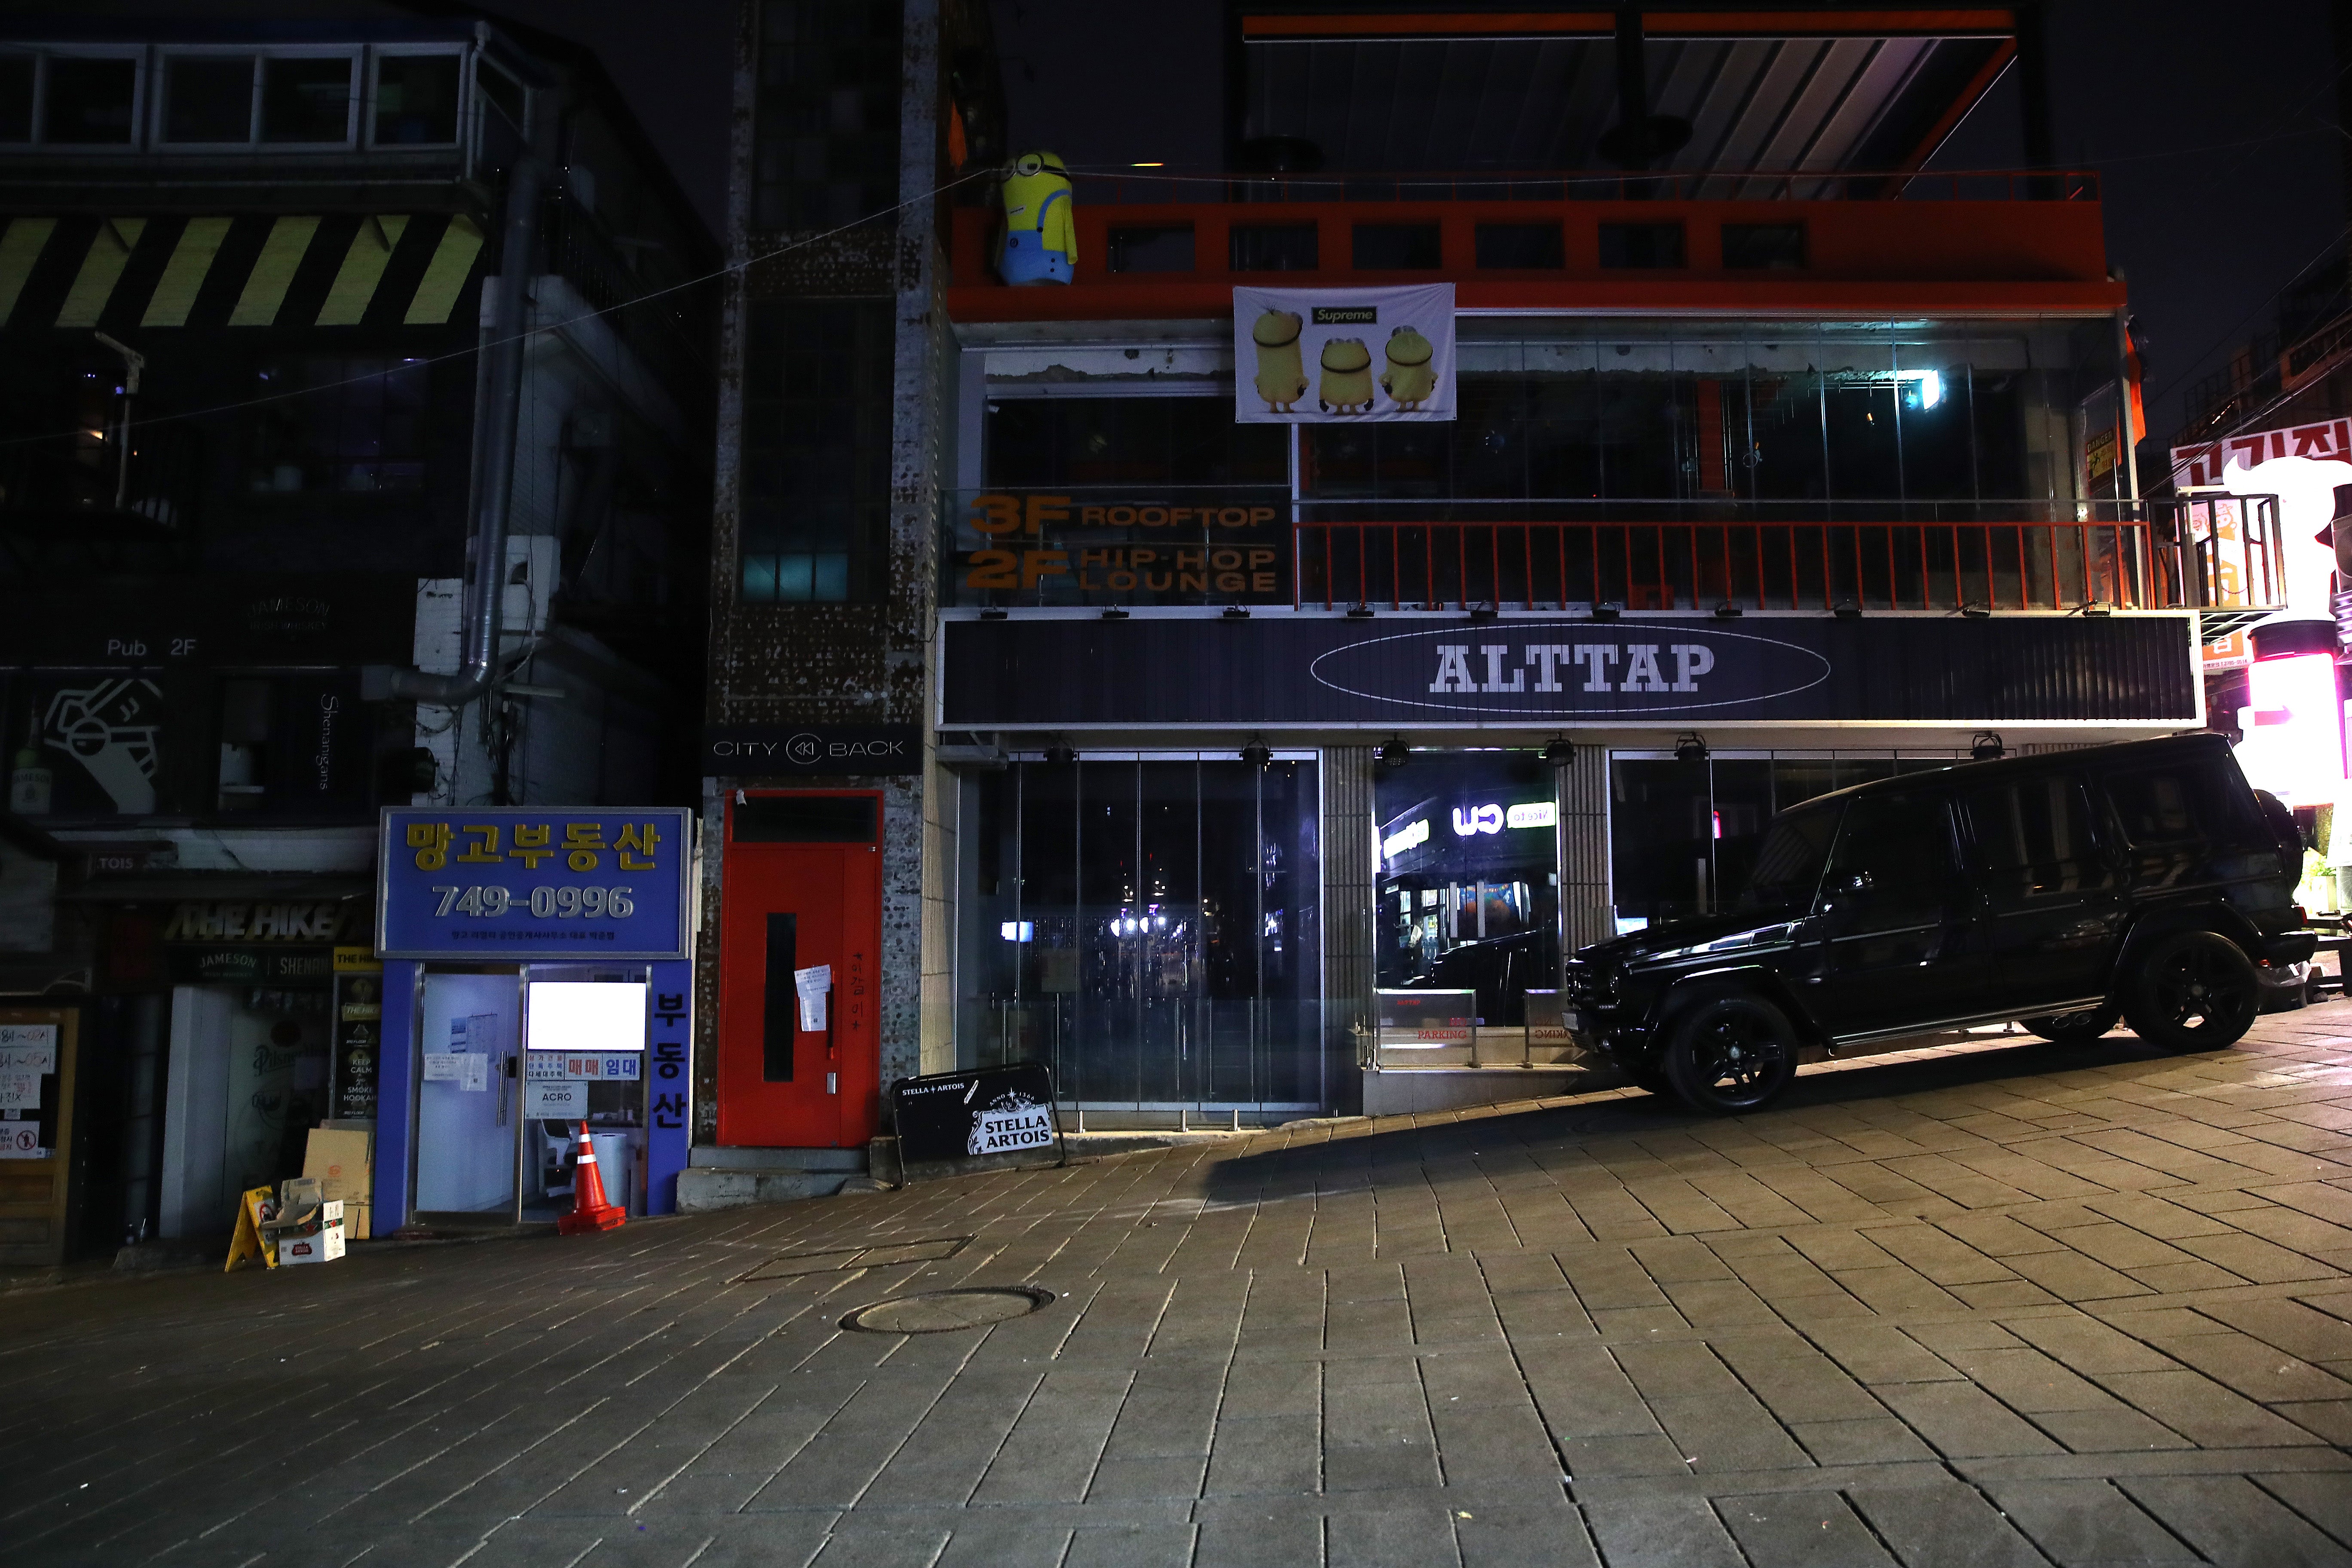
1607, 751, 1969, 931
1373, 751, 1560, 1024
1294, 319, 2103, 519
954, 755, 1322, 1116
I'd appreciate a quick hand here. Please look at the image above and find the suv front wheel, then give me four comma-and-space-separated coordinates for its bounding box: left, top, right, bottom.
2121, 930, 2260, 1052
1663, 991, 1799, 1114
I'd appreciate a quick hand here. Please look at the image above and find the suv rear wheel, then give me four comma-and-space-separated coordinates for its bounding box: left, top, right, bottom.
2020, 1004, 2121, 1044
1663, 992, 1799, 1114
2121, 930, 2260, 1052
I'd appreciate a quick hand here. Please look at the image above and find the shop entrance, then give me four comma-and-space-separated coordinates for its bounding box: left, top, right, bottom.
1374, 751, 1561, 1023
955, 755, 1323, 1120
408, 967, 656, 1222
716, 793, 883, 1148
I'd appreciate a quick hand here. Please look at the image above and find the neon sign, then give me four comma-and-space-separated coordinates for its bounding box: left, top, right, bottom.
1381, 819, 1430, 859
1452, 804, 1504, 836
1452, 800, 1556, 836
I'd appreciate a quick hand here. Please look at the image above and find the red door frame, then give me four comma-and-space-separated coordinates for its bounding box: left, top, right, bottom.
715, 791, 883, 1148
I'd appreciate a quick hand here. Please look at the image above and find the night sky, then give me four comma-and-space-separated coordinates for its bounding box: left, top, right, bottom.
481, 0, 2347, 462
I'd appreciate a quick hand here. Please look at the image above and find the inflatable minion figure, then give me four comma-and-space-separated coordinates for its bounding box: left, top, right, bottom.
1380, 325, 1437, 410
1251, 309, 1308, 412
1318, 337, 1375, 414
995, 151, 1075, 285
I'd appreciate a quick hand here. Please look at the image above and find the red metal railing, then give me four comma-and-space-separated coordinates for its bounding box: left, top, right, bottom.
1296, 500, 2282, 617
975, 168, 2104, 205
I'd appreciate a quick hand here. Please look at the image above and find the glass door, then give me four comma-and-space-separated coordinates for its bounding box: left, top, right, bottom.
956, 753, 1323, 1122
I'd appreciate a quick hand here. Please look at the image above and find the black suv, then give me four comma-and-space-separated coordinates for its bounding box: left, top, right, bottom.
1564, 733, 2315, 1114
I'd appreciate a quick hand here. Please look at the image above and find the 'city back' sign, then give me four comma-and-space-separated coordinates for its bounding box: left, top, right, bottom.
940, 614, 2197, 728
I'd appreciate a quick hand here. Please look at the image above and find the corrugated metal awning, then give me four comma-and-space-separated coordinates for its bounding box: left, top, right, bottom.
0, 211, 485, 332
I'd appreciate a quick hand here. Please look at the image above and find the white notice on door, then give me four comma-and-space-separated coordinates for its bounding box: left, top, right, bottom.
525, 1079, 585, 1118
0, 1119, 43, 1158
0, 1069, 39, 1110
794, 965, 831, 1032
0, 1042, 55, 1075
422, 1052, 461, 1082
459, 1054, 490, 1093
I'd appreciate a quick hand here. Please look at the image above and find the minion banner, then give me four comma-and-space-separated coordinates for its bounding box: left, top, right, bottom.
1235, 284, 1455, 425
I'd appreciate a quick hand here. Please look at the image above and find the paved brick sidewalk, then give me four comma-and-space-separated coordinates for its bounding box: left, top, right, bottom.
6, 1008, 2352, 1568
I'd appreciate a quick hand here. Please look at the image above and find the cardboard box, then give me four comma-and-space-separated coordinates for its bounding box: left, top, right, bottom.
278, 1219, 345, 1265
302, 1128, 372, 1239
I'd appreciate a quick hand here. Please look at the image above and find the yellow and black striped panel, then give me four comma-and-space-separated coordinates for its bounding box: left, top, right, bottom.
0, 211, 490, 332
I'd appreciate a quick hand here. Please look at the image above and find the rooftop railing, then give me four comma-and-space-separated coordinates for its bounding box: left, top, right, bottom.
940, 492, 2282, 632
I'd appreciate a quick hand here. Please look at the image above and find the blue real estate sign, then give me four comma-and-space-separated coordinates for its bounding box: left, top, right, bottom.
377, 807, 695, 960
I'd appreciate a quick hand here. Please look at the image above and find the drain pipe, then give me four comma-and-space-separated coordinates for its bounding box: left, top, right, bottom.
365, 152, 548, 705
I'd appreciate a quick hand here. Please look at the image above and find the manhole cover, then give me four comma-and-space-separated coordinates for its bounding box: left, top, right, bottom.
841, 1286, 1054, 1334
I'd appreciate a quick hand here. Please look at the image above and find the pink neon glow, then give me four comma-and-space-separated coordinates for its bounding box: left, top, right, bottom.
2237, 652, 2346, 805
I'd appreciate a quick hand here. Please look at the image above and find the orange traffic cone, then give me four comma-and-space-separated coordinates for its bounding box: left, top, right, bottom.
557, 1122, 626, 1235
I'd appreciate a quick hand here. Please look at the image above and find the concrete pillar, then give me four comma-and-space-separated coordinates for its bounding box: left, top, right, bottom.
1321, 745, 1375, 1102
1560, 744, 1612, 952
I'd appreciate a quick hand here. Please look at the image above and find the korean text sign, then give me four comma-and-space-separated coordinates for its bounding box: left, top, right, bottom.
378, 808, 694, 960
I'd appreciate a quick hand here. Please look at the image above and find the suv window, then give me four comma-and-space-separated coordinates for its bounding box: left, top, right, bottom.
1964, 774, 2102, 871
1736, 804, 1838, 912
1823, 792, 1957, 899
2102, 761, 2253, 847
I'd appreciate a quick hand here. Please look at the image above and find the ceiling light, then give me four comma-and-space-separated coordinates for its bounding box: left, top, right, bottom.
1674, 732, 1708, 764
1240, 739, 1272, 769
1222, 605, 1252, 620
1378, 736, 1410, 769
1042, 742, 1076, 766
1543, 737, 1573, 768
1592, 601, 1622, 622
1832, 597, 1861, 619
1101, 606, 1130, 620
1971, 732, 2004, 761
1713, 601, 1743, 619
1347, 603, 1377, 619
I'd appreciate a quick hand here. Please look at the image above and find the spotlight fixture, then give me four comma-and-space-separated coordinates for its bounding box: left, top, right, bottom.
1348, 603, 1377, 619
1592, 600, 1623, 622
1378, 736, 1411, 769
1971, 732, 2005, 762
1832, 597, 1862, 619
1101, 606, 1130, 620
1961, 602, 1991, 619
1222, 604, 1252, 620
1467, 603, 1500, 623
1240, 739, 1272, 769
1042, 741, 1077, 766
1543, 737, 1574, 768
1713, 600, 1743, 619
979, 607, 1009, 621
2079, 600, 2112, 617
1674, 732, 1709, 765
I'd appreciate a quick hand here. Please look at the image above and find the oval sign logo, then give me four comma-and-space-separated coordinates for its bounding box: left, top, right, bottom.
1307, 622, 1831, 716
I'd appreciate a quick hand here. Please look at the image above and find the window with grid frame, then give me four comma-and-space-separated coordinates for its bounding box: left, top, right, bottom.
751, 0, 903, 232
738, 299, 892, 603
247, 358, 426, 494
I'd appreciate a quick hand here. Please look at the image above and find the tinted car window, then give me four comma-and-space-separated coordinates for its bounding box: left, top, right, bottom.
1824, 792, 1955, 894
2102, 762, 2252, 846
1965, 774, 2100, 871
1736, 804, 1838, 912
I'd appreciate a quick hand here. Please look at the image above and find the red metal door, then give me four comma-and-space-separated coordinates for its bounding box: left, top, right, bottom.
716, 792, 882, 1148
